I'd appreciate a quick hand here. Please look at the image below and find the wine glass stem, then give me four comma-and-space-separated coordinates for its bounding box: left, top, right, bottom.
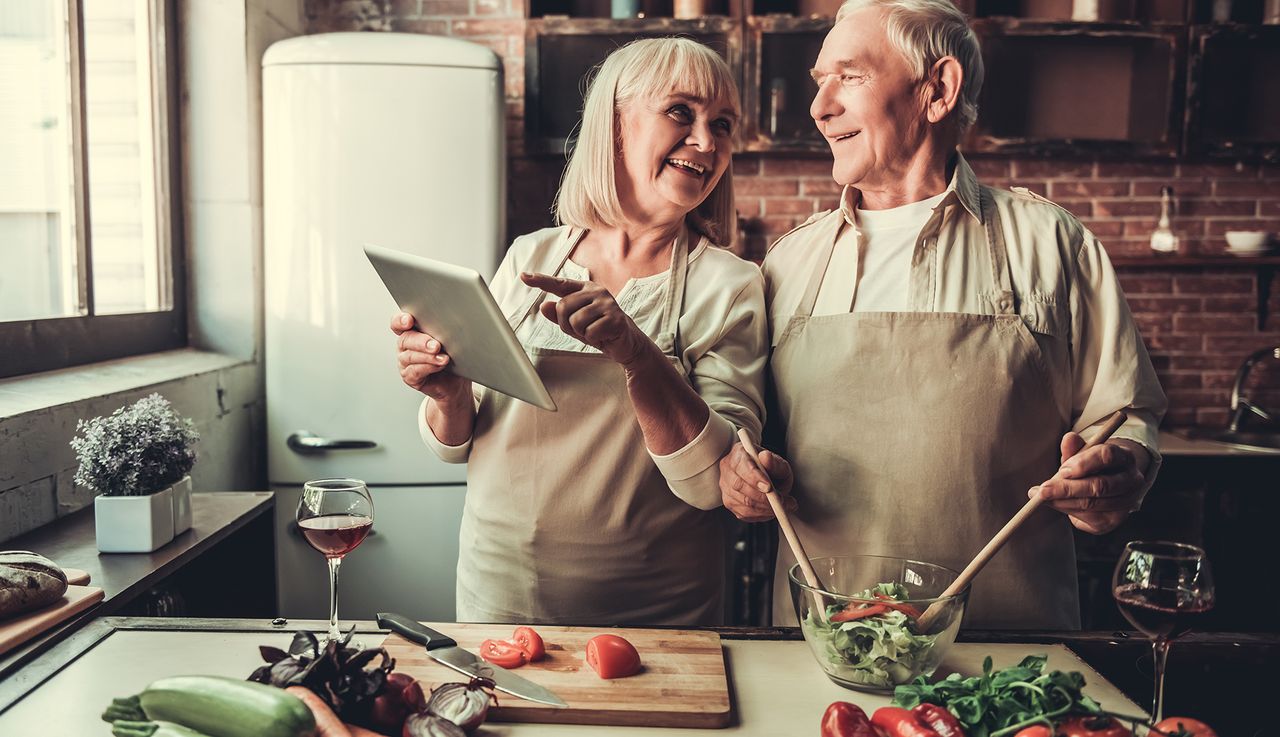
326, 556, 342, 641
1151, 638, 1171, 722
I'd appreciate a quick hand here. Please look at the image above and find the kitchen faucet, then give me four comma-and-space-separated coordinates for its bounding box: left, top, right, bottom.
1228, 346, 1280, 432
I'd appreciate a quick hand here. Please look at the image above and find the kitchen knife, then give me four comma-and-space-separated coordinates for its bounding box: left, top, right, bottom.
375, 612, 568, 708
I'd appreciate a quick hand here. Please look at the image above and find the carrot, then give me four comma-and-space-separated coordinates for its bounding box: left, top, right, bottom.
285, 686, 353, 737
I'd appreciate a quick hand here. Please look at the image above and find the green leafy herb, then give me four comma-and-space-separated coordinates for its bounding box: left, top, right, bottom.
892, 655, 1103, 737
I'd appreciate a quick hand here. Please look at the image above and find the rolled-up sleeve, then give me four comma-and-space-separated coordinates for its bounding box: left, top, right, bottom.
651, 269, 769, 509
418, 395, 473, 463
1069, 227, 1168, 501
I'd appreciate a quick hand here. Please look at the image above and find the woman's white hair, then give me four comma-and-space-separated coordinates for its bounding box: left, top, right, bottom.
835, 0, 984, 131
554, 37, 740, 247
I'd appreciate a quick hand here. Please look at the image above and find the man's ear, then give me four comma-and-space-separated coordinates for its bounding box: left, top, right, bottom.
924, 56, 964, 125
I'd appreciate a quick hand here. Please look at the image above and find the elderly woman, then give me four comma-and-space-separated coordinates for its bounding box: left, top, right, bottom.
391, 38, 767, 626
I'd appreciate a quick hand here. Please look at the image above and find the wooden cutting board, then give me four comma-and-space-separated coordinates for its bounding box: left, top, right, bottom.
0, 585, 104, 656
378, 623, 730, 728
62, 568, 90, 585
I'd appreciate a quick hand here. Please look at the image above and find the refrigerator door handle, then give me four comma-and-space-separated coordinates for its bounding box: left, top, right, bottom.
287, 431, 378, 455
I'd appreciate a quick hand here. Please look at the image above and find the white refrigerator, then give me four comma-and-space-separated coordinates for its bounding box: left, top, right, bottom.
262, 33, 504, 621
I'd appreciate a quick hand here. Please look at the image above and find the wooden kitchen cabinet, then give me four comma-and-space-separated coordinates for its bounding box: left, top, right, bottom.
523, 17, 741, 154
966, 19, 1185, 157
1184, 23, 1280, 162
741, 15, 831, 152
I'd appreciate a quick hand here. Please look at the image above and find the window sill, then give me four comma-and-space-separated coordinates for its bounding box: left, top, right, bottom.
0, 349, 250, 421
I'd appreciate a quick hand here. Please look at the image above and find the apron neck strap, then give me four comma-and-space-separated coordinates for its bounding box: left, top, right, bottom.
508, 228, 588, 331
657, 227, 692, 345
796, 215, 845, 319
978, 186, 1016, 315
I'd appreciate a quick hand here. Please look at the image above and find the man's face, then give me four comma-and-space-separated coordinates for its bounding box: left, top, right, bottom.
810, 7, 930, 189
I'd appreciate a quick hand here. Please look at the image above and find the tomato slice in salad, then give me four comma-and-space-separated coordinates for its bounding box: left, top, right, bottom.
831, 603, 888, 622
511, 626, 545, 661
479, 638, 528, 669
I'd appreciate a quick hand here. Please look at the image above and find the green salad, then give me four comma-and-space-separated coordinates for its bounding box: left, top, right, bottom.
801, 582, 939, 688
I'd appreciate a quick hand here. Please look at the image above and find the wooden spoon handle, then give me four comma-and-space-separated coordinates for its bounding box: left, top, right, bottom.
736, 429, 827, 595
916, 410, 1130, 632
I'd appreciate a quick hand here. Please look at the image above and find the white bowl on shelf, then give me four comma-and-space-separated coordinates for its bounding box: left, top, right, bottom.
1225, 230, 1272, 254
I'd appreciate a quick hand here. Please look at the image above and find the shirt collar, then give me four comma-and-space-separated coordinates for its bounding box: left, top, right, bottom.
837, 151, 985, 226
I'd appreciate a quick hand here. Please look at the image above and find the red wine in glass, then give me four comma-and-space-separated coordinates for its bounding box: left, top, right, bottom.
299, 513, 372, 557
1112, 540, 1214, 722
1113, 584, 1213, 640
297, 479, 375, 642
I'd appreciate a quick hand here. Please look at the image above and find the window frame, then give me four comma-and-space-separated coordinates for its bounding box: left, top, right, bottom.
0, 0, 186, 380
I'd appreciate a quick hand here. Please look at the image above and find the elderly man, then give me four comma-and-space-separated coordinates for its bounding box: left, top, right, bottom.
719, 0, 1166, 629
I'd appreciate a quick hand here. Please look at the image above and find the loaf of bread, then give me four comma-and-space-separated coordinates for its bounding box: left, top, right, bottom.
0, 551, 69, 618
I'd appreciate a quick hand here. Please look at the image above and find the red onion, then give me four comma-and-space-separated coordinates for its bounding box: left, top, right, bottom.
424, 677, 498, 734
402, 713, 466, 737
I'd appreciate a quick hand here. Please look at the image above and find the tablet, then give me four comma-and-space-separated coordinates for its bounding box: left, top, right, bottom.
364, 243, 556, 411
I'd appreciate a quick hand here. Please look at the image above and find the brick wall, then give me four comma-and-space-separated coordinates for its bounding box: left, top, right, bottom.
304, 0, 1280, 427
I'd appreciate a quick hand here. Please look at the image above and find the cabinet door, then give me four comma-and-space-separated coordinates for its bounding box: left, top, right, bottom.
275, 485, 467, 622
1186, 24, 1280, 162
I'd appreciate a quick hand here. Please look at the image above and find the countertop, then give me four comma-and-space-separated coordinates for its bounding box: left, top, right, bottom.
0, 618, 1143, 736
1, 618, 1273, 735
1158, 429, 1280, 456
0, 493, 274, 679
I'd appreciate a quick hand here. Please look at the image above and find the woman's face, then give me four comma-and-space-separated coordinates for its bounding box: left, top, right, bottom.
616, 90, 736, 226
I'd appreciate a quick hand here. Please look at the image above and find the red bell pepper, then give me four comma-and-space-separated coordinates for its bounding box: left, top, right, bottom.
872, 706, 944, 737
820, 702, 878, 737
912, 704, 965, 737
831, 603, 889, 622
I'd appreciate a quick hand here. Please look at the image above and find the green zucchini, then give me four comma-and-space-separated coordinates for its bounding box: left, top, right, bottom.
138, 676, 315, 737
111, 720, 213, 737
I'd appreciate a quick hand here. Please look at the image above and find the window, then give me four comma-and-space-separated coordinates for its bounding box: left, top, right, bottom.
0, 0, 184, 379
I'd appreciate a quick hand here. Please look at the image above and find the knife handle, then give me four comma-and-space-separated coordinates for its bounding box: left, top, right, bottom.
375, 612, 457, 650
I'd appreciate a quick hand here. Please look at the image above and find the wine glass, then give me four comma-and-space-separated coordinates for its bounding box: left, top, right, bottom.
1112, 540, 1214, 722
297, 478, 374, 642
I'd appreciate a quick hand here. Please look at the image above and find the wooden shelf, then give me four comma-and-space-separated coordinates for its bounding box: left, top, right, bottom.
1111, 255, 1280, 266
1111, 255, 1279, 329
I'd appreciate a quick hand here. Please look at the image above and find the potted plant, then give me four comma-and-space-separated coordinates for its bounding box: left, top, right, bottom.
71, 393, 200, 553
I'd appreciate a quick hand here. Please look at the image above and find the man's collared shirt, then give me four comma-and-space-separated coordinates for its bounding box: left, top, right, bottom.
763, 153, 1167, 486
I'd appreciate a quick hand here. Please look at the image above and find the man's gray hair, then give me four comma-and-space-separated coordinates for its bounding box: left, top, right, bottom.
836, 0, 984, 131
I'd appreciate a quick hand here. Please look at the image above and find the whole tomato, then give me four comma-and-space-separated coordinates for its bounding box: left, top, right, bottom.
1153, 717, 1217, 737
585, 634, 641, 679
1056, 715, 1132, 737
820, 702, 876, 737
1013, 726, 1052, 737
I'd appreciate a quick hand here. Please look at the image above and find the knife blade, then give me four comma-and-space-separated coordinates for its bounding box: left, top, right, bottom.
376, 612, 568, 708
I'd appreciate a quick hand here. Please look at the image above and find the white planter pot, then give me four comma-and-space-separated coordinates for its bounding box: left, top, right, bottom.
171, 476, 193, 534
95, 487, 175, 553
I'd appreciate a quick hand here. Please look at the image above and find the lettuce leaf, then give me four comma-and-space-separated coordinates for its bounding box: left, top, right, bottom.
801, 582, 938, 688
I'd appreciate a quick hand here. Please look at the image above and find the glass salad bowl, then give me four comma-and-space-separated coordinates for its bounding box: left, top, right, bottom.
791, 555, 968, 692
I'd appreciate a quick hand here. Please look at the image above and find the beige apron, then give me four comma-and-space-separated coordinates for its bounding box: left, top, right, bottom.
457, 228, 724, 626
769, 187, 1080, 630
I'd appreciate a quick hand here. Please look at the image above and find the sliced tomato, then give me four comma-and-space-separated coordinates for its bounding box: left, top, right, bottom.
585, 634, 641, 679
479, 638, 527, 669
871, 592, 923, 619
511, 626, 545, 662
830, 603, 888, 623
1153, 717, 1217, 737
1013, 727, 1052, 737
